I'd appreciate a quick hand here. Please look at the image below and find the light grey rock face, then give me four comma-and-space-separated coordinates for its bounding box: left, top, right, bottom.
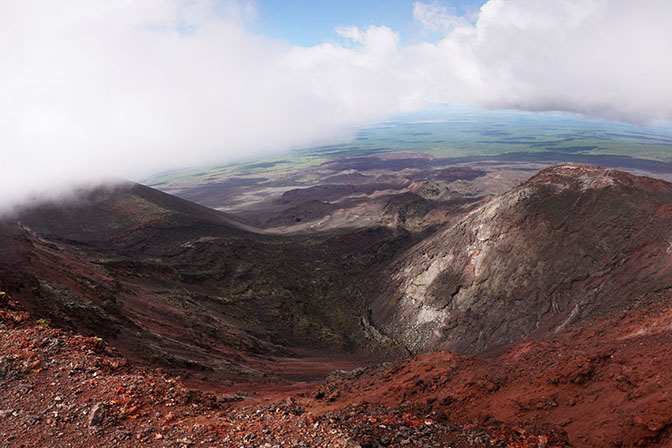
371, 165, 672, 355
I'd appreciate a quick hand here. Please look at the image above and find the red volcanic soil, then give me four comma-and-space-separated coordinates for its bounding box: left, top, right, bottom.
1, 294, 565, 448
5, 287, 672, 447
307, 290, 672, 447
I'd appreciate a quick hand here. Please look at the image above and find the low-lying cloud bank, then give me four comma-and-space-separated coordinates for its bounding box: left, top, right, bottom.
2, 0, 671, 212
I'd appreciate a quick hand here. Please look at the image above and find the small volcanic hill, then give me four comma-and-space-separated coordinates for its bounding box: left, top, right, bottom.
10, 181, 249, 245
371, 164, 672, 354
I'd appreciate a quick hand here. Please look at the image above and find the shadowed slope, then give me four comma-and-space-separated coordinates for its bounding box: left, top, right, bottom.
0, 182, 417, 383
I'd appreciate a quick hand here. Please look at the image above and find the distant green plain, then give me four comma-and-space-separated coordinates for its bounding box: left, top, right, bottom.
145, 108, 672, 188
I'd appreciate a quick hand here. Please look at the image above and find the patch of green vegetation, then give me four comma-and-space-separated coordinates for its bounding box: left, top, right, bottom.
293, 176, 320, 184
37, 318, 50, 327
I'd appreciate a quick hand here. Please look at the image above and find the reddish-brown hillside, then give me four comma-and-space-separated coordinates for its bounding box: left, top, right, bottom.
309, 288, 672, 447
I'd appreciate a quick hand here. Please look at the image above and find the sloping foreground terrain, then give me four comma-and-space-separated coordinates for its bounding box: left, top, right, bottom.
0, 293, 569, 447
372, 164, 672, 355
3, 282, 672, 446
314, 290, 672, 447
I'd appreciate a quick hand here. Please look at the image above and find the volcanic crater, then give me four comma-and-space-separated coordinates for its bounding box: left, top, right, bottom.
2, 163, 672, 447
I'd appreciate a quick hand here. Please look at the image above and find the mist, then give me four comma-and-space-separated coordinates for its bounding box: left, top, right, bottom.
2, 0, 672, 213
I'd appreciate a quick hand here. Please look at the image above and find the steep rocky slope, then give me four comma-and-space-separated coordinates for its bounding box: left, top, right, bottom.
0, 182, 418, 383
371, 164, 672, 354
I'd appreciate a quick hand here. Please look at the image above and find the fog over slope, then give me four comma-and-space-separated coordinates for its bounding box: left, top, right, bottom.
2, 0, 671, 212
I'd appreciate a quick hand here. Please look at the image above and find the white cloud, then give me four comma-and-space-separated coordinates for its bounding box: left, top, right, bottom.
1, 0, 672, 213
335, 25, 364, 44
413, 1, 471, 33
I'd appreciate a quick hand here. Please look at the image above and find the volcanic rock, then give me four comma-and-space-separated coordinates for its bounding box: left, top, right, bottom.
0, 355, 9, 377
88, 402, 106, 427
